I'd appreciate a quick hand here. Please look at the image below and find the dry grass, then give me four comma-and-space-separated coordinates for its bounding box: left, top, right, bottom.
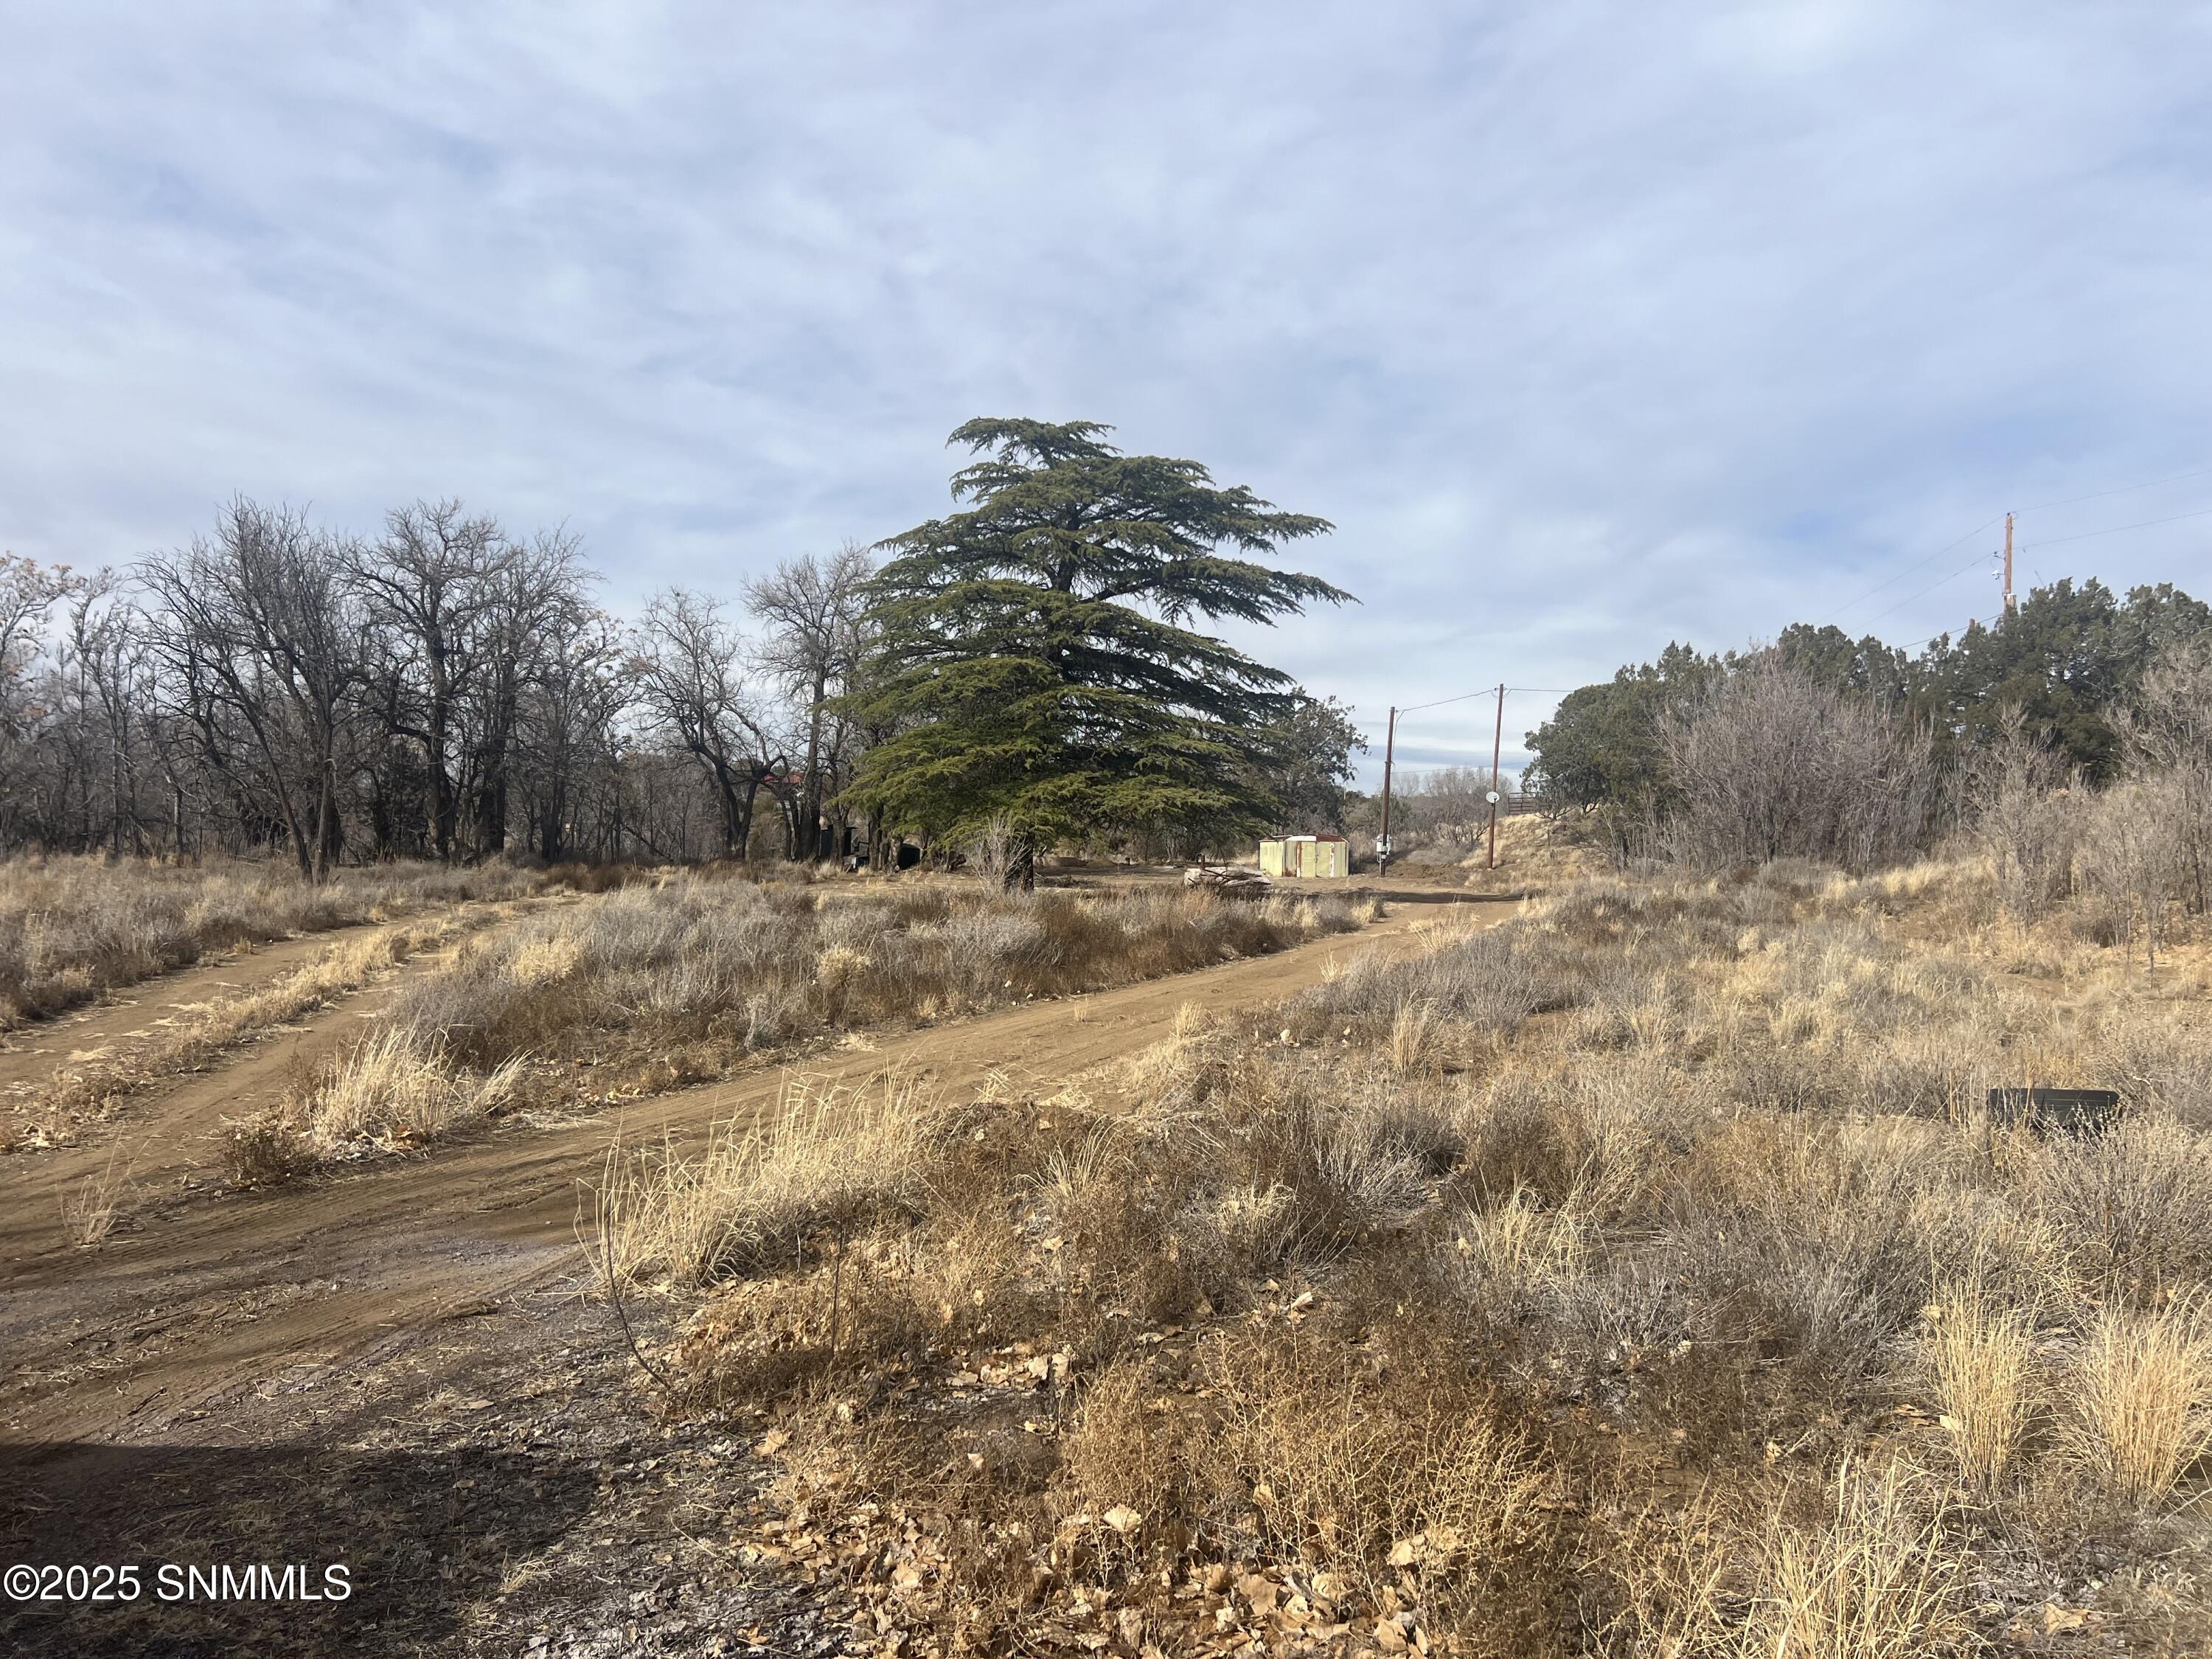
1743, 1460, 1977, 1658
58, 1144, 132, 1248
1923, 1267, 2039, 1494
206, 875, 1364, 1183
285, 1026, 527, 1152
597, 1074, 929, 1287
2066, 1298, 2212, 1502
385, 872, 1362, 1089
591, 855, 2212, 1654
0, 853, 546, 1029
7, 906, 507, 1152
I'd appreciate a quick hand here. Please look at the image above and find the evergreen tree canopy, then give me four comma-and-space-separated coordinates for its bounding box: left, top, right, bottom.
1526, 578, 2212, 827
1921, 579, 2210, 778
1245, 692, 1366, 834
1523, 642, 1722, 815
842, 419, 1350, 858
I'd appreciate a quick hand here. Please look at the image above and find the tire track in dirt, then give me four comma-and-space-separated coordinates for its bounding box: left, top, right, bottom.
0, 897, 568, 1196
0, 925, 397, 1094
0, 891, 1520, 1444
4, 947, 462, 1270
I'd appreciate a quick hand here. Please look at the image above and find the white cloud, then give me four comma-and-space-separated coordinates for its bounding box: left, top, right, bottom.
5, 1, 2210, 780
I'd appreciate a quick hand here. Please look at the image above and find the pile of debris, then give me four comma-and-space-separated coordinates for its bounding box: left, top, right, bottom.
1183, 865, 1272, 898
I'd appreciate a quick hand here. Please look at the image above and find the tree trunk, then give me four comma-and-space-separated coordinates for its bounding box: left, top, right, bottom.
796, 670, 826, 861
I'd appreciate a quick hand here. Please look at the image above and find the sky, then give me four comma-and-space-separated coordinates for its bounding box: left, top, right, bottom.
6, 2, 2212, 781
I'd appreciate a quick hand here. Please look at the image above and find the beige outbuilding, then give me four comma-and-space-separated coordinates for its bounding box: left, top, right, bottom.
1257, 833, 1350, 879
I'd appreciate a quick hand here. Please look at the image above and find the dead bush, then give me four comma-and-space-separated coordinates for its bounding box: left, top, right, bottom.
1660, 656, 1938, 872
1201, 1316, 1576, 1646
1057, 1356, 1208, 1536
220, 1116, 314, 1188
2032, 1114, 2212, 1297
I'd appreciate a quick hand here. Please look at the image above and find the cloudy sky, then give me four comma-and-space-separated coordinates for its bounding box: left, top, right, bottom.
6, 3, 2210, 776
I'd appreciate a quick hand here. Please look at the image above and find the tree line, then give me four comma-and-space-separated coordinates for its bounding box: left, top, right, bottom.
1522, 578, 2212, 947
0, 502, 875, 874
0, 420, 1363, 879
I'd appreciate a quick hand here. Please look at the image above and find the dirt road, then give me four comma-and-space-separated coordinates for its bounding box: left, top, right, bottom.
0, 891, 1506, 1445
0, 886, 1517, 1655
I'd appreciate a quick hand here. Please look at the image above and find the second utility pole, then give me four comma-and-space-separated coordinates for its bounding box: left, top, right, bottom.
1377, 706, 1397, 873
2002, 511, 2016, 617
1486, 683, 1505, 870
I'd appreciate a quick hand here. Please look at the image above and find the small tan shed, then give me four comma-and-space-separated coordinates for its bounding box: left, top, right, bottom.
1257, 833, 1349, 880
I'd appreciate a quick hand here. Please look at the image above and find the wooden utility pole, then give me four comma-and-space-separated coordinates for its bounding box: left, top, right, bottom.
1377, 706, 1397, 872
2002, 512, 2016, 618
1486, 683, 1506, 870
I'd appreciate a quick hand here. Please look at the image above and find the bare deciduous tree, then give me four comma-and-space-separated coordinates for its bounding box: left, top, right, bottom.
2118, 636, 2212, 916
143, 501, 364, 881
2080, 776, 2183, 966
519, 605, 627, 863
1966, 705, 2079, 925
742, 543, 874, 860
465, 527, 588, 859
631, 589, 783, 859
1660, 655, 1936, 872
355, 500, 515, 862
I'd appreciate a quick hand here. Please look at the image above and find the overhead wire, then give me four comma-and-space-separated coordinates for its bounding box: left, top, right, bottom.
2019, 504, 2212, 549
1855, 549, 2000, 630
1820, 516, 2000, 625
1811, 462, 2208, 627
2017, 466, 2212, 514
1387, 684, 1581, 716
1893, 614, 1995, 653
1394, 686, 1497, 714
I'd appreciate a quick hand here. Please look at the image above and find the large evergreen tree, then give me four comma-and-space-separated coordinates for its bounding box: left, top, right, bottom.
842, 419, 1349, 880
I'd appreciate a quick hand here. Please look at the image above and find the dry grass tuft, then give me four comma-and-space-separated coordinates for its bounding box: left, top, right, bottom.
58, 1146, 131, 1247
1922, 1267, 2039, 1494
598, 1074, 928, 1287
2064, 1297, 2212, 1502
1388, 998, 1437, 1074
1745, 1460, 1978, 1658
218, 1115, 315, 1189
287, 1026, 525, 1151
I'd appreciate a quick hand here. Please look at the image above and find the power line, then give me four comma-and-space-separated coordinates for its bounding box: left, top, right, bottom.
1895, 614, 1995, 654
1387, 684, 1579, 716
1820, 516, 2000, 625
1815, 462, 2208, 625
2018, 465, 2212, 515
2021, 504, 2212, 549
1831, 497, 2209, 640
1362, 478, 2210, 720
1366, 482, 2202, 733
1396, 686, 1496, 714
1856, 548, 1998, 630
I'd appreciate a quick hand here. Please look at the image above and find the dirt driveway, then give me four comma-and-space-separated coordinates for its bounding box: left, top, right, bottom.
0, 886, 1514, 1655
2, 886, 1512, 1441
